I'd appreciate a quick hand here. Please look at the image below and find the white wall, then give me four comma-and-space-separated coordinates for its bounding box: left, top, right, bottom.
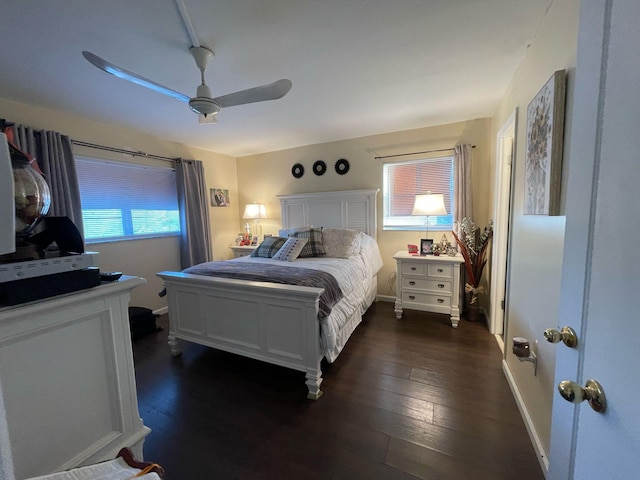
490, 0, 579, 467
0, 98, 237, 311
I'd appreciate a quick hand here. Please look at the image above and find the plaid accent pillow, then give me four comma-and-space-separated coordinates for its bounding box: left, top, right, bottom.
272, 237, 308, 262
278, 225, 313, 237
291, 227, 326, 257
250, 236, 288, 258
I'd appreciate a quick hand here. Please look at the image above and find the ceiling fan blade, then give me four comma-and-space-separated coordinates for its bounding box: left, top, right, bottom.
213, 79, 292, 108
82, 51, 190, 103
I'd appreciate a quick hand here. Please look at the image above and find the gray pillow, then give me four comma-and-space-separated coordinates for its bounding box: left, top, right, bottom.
322, 228, 361, 258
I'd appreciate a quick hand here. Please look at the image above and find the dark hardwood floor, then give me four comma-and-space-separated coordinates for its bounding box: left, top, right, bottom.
132, 302, 544, 480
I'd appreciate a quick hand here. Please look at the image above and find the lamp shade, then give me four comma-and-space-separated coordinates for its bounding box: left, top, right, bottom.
412, 193, 447, 216
243, 203, 268, 220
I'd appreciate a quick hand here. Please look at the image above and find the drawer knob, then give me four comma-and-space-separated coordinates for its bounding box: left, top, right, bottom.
409, 281, 416, 286
437, 298, 444, 303
409, 295, 416, 300
438, 284, 445, 288
411, 267, 417, 271
437, 268, 444, 273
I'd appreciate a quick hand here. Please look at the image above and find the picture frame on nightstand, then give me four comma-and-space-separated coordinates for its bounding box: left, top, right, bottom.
420, 239, 434, 255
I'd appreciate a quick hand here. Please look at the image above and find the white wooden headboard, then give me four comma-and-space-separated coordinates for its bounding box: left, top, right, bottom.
277, 189, 379, 239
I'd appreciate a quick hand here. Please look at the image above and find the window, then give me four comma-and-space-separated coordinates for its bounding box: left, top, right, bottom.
76, 157, 180, 243
383, 156, 454, 231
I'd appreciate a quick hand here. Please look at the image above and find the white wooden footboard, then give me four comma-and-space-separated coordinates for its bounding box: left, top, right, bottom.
157, 271, 325, 399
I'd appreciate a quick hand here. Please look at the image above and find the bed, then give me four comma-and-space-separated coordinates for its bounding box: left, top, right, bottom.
157, 189, 380, 399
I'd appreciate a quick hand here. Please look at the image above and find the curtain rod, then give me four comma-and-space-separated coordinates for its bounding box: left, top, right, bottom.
71, 139, 178, 162
374, 144, 476, 160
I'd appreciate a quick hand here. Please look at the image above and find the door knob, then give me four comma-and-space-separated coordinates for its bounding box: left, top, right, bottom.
544, 326, 578, 348
557, 379, 606, 413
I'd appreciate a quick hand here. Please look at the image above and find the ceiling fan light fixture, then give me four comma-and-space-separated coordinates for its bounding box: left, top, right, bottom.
189, 96, 221, 116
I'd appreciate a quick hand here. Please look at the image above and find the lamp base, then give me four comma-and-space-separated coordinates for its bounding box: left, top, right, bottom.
252, 221, 263, 241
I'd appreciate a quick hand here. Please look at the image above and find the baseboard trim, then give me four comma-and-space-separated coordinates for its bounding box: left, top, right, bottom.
375, 295, 395, 303
502, 359, 550, 476
152, 306, 168, 316
494, 334, 505, 354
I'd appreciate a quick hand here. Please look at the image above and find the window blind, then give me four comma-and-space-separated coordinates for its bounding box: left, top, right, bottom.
383, 156, 454, 231
76, 157, 180, 242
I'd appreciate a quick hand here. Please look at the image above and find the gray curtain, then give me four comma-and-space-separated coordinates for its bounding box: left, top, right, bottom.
454, 144, 473, 231
454, 144, 474, 303
175, 158, 212, 269
10, 125, 84, 235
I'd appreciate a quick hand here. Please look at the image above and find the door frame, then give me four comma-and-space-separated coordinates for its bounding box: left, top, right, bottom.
489, 109, 517, 336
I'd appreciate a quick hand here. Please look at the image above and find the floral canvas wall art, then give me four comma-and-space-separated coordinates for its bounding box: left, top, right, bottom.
524, 70, 566, 215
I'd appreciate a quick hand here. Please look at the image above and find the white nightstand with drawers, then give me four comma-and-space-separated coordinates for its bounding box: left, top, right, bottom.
229, 245, 257, 258
393, 251, 464, 328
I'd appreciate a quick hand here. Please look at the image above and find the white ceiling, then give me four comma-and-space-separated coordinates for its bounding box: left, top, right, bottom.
0, 1, 552, 157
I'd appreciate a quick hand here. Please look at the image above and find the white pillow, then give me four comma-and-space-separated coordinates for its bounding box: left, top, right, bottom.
278, 224, 313, 237
272, 237, 309, 262
321, 228, 361, 258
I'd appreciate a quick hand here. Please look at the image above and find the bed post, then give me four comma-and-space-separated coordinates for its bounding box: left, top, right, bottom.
305, 371, 323, 400
167, 333, 183, 356
303, 299, 324, 400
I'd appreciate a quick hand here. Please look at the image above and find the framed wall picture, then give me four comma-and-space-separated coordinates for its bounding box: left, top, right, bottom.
210, 188, 229, 207
524, 69, 566, 215
420, 238, 434, 255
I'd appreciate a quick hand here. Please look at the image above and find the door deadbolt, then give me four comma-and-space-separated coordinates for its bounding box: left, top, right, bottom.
543, 326, 578, 348
557, 379, 606, 413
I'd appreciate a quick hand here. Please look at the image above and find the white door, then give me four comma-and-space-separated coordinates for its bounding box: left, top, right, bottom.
548, 0, 640, 478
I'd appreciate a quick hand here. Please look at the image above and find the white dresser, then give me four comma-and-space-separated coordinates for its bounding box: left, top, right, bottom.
0, 276, 150, 479
393, 251, 464, 328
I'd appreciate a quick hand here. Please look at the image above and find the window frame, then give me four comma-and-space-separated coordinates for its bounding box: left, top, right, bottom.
382, 155, 455, 232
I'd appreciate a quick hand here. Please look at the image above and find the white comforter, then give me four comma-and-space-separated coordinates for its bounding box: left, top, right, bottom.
231, 233, 383, 362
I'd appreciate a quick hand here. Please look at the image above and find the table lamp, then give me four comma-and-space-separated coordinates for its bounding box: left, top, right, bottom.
243, 203, 268, 239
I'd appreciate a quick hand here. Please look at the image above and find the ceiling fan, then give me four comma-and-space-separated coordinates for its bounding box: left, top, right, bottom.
82, 0, 292, 123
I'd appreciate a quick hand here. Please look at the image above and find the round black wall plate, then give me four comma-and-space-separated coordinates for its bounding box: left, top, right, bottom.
313, 160, 327, 176
335, 158, 350, 175
292, 163, 304, 178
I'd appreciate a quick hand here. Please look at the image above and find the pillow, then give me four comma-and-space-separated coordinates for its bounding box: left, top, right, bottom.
278, 224, 313, 237
321, 228, 361, 258
250, 236, 288, 258
291, 227, 326, 257
272, 237, 309, 262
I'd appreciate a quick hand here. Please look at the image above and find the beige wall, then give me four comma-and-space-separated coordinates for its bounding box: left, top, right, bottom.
1, 95, 494, 308
237, 118, 493, 299
0, 97, 237, 311
490, 0, 579, 464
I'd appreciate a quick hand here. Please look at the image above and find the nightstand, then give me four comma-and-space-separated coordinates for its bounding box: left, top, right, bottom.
393, 251, 464, 328
229, 245, 257, 258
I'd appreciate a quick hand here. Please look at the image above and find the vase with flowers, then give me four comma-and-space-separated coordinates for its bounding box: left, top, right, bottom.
452, 218, 493, 320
